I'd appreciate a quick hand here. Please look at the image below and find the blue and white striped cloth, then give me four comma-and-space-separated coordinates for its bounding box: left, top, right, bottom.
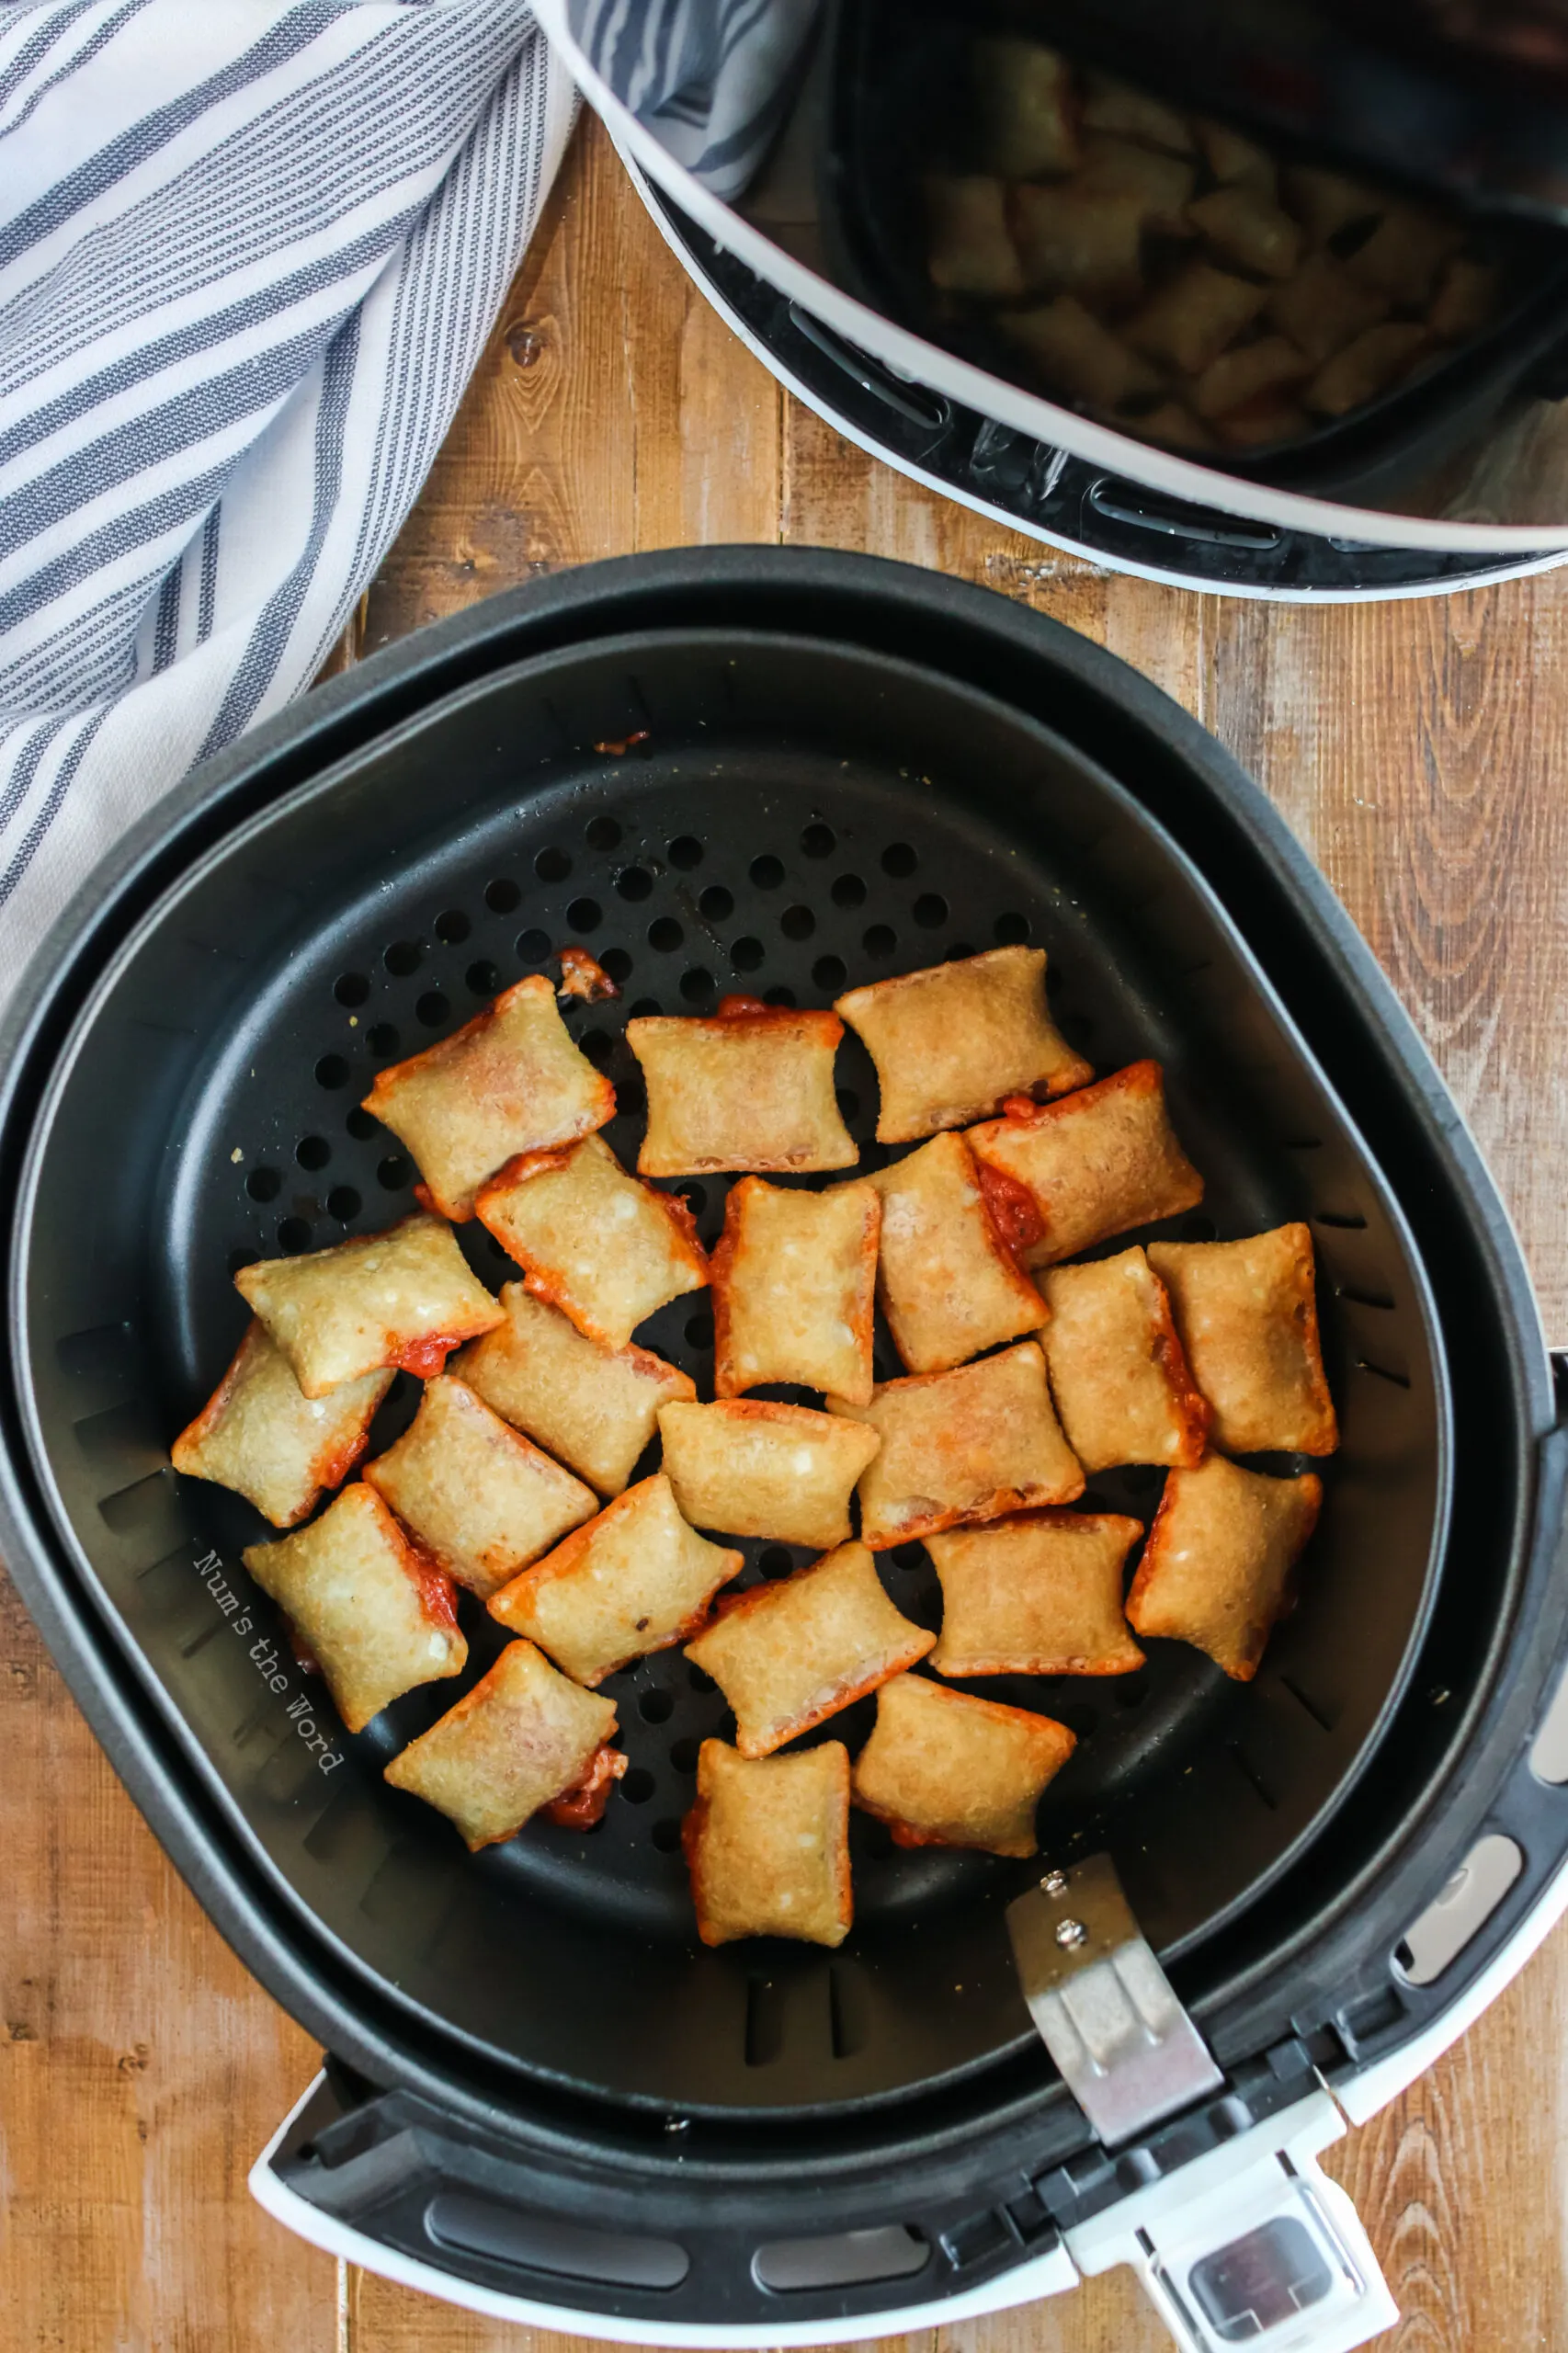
0, 0, 806, 1001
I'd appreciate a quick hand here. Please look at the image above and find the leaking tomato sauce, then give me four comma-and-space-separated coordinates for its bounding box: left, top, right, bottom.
557, 944, 619, 1002
544, 1743, 627, 1829
388, 1331, 473, 1380
715, 993, 771, 1019
974, 1159, 1046, 1262
592, 729, 650, 756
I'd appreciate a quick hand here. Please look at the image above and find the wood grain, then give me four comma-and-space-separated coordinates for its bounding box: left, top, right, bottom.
8, 106, 1568, 2353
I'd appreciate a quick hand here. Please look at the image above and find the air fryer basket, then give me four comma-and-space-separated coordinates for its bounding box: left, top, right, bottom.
3, 551, 1564, 2330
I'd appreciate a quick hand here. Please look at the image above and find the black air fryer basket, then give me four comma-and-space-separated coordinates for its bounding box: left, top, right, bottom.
4, 548, 1568, 2332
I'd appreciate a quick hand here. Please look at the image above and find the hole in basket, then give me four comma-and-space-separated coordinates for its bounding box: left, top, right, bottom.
466, 959, 500, 996
619, 1768, 654, 1806
600, 946, 632, 984
745, 1976, 785, 2068
384, 939, 421, 977
567, 897, 601, 934
246, 1167, 281, 1203
680, 968, 714, 1004
434, 908, 470, 944
651, 1818, 683, 1853
750, 855, 784, 890
586, 815, 621, 851
517, 928, 551, 964
227, 1246, 253, 1278
667, 835, 703, 870
863, 925, 897, 959
765, 985, 796, 1008
813, 954, 847, 993
618, 1077, 646, 1115
781, 904, 815, 940
278, 1217, 312, 1252
335, 972, 369, 1007
327, 1187, 361, 1224
536, 847, 572, 883
367, 1023, 400, 1059
836, 1086, 859, 1120
732, 936, 764, 972
994, 912, 1030, 944
640, 1688, 675, 1724
832, 872, 866, 908
415, 991, 450, 1028
294, 1135, 330, 1173
892, 1544, 924, 1571
630, 996, 661, 1018
759, 1545, 794, 1580
649, 917, 683, 952
679, 1183, 708, 1215
699, 885, 733, 923
801, 823, 835, 858
881, 842, 917, 878
670, 1736, 701, 1774
685, 1311, 714, 1347
378, 1154, 411, 1190
946, 941, 974, 962
315, 1054, 350, 1090
485, 878, 520, 915
580, 1029, 613, 1067
913, 893, 948, 929
616, 867, 653, 902
346, 1107, 376, 1141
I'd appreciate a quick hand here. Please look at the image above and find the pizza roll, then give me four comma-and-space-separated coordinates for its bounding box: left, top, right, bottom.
711, 1176, 879, 1404
449, 1282, 692, 1496
967, 1061, 1203, 1267
1077, 133, 1195, 237
361, 975, 613, 1222
1215, 395, 1309, 452
475, 1133, 707, 1351
971, 37, 1079, 178
1127, 1452, 1322, 1680
1141, 401, 1216, 452
657, 1398, 881, 1549
1001, 299, 1165, 412
1266, 253, 1389, 366
172, 1319, 391, 1527
1198, 119, 1277, 197
835, 949, 1090, 1145
1079, 70, 1194, 155
1127, 260, 1268, 376
926, 176, 1025, 300
1009, 185, 1146, 308
489, 1473, 744, 1685
1281, 165, 1381, 247
1188, 187, 1303, 281
851, 1674, 1075, 1858
384, 1639, 620, 1849
868, 1131, 1045, 1375
628, 1004, 856, 1177
928, 1510, 1146, 1677
1307, 323, 1426, 417
684, 1540, 933, 1756
835, 1340, 1083, 1548
684, 1740, 852, 1948
235, 1213, 504, 1400
242, 1482, 465, 1733
1193, 335, 1310, 423
1039, 1247, 1210, 1472
1347, 205, 1461, 308
1147, 1224, 1338, 1457
363, 1374, 597, 1601
1429, 256, 1499, 343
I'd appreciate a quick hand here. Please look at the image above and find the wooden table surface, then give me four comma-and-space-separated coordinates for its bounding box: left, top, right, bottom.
8, 115, 1568, 2353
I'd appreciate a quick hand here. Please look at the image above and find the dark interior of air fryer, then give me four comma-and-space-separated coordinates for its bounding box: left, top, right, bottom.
820, 0, 1568, 488
21, 635, 1448, 2120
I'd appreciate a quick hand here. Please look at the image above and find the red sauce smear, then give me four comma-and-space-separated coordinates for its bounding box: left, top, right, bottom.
975, 1159, 1046, 1263
288, 1626, 323, 1677
1000, 1092, 1046, 1121
389, 1331, 473, 1380
544, 1743, 628, 1829
593, 730, 651, 756
657, 1186, 706, 1258
716, 993, 770, 1019
888, 1819, 958, 1850
558, 945, 619, 1002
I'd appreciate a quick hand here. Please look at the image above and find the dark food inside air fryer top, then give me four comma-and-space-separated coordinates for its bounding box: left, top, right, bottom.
923, 38, 1506, 456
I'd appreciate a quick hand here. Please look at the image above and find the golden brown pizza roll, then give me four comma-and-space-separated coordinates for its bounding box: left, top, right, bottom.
835, 949, 1091, 1145
1281, 165, 1381, 247
710, 1176, 879, 1404
1187, 187, 1303, 280
235, 1213, 504, 1400
1039, 1247, 1210, 1473
475, 1133, 707, 1351
967, 1061, 1203, 1267
489, 1472, 744, 1685
1147, 1223, 1338, 1457
1009, 184, 1146, 308
926, 175, 1026, 299
384, 1639, 620, 1849
684, 1740, 852, 1948
684, 1540, 933, 1756
657, 1398, 881, 1549
1076, 132, 1195, 236
242, 1482, 466, 1733
927, 1509, 1146, 1677
363, 1373, 597, 1601
360, 975, 614, 1222
449, 1281, 692, 1496
868, 1131, 1046, 1375
971, 37, 1079, 178
172, 1319, 392, 1527
1197, 119, 1277, 196
628, 1003, 857, 1177
1079, 70, 1194, 154
1126, 259, 1268, 375
1266, 252, 1389, 366
1192, 336, 1310, 424
1126, 1452, 1322, 1680
1306, 323, 1427, 417
834, 1340, 1083, 1548
1346, 204, 1461, 307
851, 1674, 1075, 1858
1001, 298, 1165, 411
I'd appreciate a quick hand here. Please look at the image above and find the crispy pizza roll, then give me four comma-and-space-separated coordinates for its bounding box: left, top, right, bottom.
685, 1739, 852, 1948
851, 1673, 1075, 1858
242, 1482, 465, 1733
1281, 165, 1381, 248
1077, 132, 1195, 236
711, 1176, 879, 1404
1215, 395, 1310, 451
384, 1639, 620, 1849
1001, 298, 1165, 412
835, 948, 1090, 1145
928, 1510, 1145, 1677
361, 974, 613, 1222
834, 1340, 1083, 1548
1346, 205, 1461, 307
475, 1133, 707, 1351
1141, 400, 1217, 452
971, 37, 1079, 178
1306, 323, 1427, 418
868, 1131, 1045, 1374
1429, 256, 1499, 343
1188, 187, 1303, 281
363, 1373, 597, 1601
1009, 184, 1146, 308
1127, 1452, 1322, 1680
489, 1472, 744, 1685
1147, 1223, 1338, 1457
172, 1319, 392, 1528
1079, 70, 1194, 155
1039, 1247, 1210, 1473
926, 176, 1026, 299
967, 1061, 1203, 1267
1198, 119, 1277, 196
235, 1213, 503, 1399
628, 1004, 857, 1177
1266, 253, 1389, 366
1127, 260, 1268, 376
684, 1540, 933, 1756
1193, 335, 1310, 423
657, 1398, 881, 1549
449, 1282, 692, 1496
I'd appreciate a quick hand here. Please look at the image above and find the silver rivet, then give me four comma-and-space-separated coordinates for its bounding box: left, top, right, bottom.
1055, 1917, 1088, 1949
1041, 1870, 1068, 1896
665, 2115, 689, 2135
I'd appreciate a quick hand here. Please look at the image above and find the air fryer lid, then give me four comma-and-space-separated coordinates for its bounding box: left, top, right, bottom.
13, 625, 1449, 2117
